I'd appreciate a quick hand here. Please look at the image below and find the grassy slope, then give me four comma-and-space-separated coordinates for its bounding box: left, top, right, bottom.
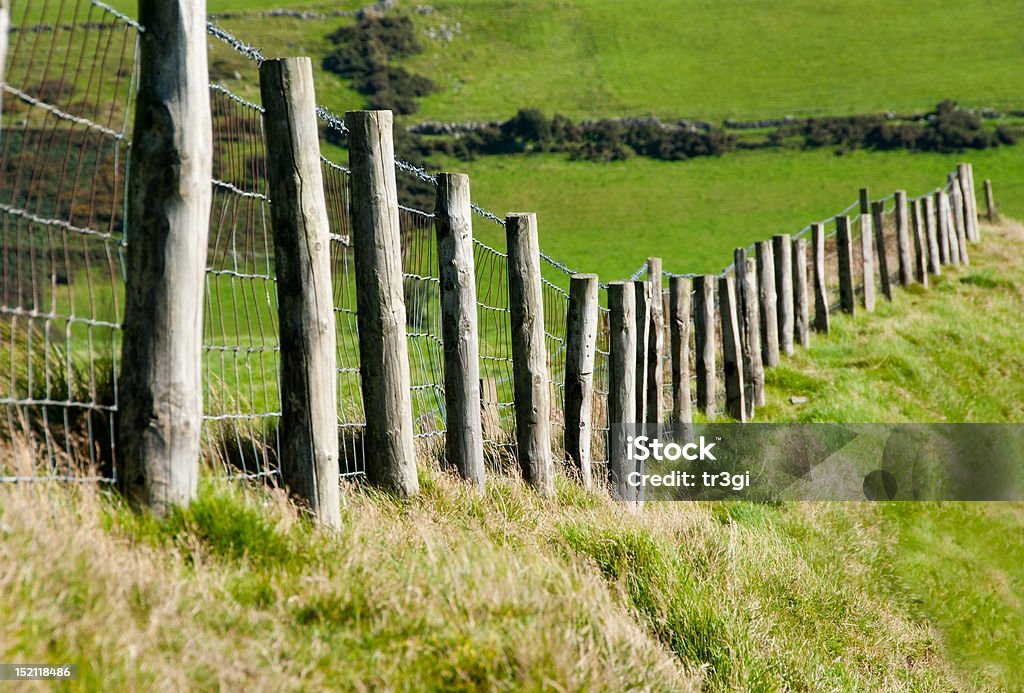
2, 223, 1023, 690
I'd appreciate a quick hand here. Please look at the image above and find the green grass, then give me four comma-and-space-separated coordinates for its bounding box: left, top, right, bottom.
3, 225, 1023, 689
758, 220, 1024, 423
441, 146, 1024, 280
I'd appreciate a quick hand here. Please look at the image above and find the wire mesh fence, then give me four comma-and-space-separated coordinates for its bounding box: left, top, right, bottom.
0, 0, 977, 486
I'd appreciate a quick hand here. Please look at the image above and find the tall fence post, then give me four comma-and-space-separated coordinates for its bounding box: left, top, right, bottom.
936, 190, 952, 266
871, 201, 893, 301
735, 248, 762, 418
984, 179, 997, 222
564, 274, 599, 489
608, 282, 638, 505
812, 224, 830, 333
633, 280, 651, 428
950, 176, 970, 267
744, 259, 765, 410
859, 188, 876, 312
645, 257, 664, 433
119, 0, 212, 513
910, 199, 928, 288
668, 276, 694, 443
895, 190, 913, 287
435, 173, 485, 490
694, 276, 716, 417
719, 276, 746, 422
958, 163, 980, 242
942, 191, 961, 267
924, 195, 941, 276
792, 237, 810, 348
756, 241, 779, 367
836, 215, 856, 315
347, 110, 419, 498
773, 234, 794, 356
260, 58, 340, 527
506, 213, 554, 496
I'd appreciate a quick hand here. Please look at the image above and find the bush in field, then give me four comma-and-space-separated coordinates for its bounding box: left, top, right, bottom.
322, 15, 437, 115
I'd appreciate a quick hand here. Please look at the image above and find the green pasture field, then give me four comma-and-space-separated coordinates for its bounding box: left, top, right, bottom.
437, 145, 1024, 281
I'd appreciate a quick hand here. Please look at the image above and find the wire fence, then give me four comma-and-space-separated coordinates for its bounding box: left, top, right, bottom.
0, 0, 974, 485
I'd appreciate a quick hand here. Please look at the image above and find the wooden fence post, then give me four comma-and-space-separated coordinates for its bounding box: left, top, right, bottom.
119, 0, 212, 513
479, 377, 503, 442
506, 213, 554, 495
984, 179, 997, 221
924, 195, 941, 276
645, 257, 664, 432
836, 215, 856, 315
608, 282, 638, 505
950, 175, 970, 266
694, 275, 716, 417
564, 274, 599, 488
668, 276, 694, 443
744, 259, 765, 409
435, 173, 485, 490
719, 276, 746, 422
773, 234, 794, 356
812, 224, 830, 333
957, 163, 979, 242
735, 248, 762, 418
941, 191, 961, 267
347, 110, 419, 498
756, 241, 779, 367
936, 190, 952, 266
895, 190, 913, 287
792, 237, 810, 348
910, 199, 928, 288
633, 280, 650, 429
859, 188, 876, 312
871, 201, 893, 301
260, 58, 340, 527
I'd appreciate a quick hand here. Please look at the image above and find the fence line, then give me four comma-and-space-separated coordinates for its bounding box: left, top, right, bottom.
0, 1, 989, 498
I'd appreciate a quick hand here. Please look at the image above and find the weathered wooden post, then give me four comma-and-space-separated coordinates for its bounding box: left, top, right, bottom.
936, 190, 952, 266
435, 173, 485, 490
812, 224, 830, 333
895, 190, 913, 287
910, 199, 928, 288
668, 276, 694, 443
347, 110, 419, 498
924, 195, 941, 276
942, 191, 961, 267
950, 176, 970, 266
792, 237, 810, 348
984, 179, 997, 222
693, 275, 716, 416
773, 234, 794, 356
259, 58, 340, 527
633, 280, 651, 428
735, 248, 762, 417
119, 0, 212, 513
836, 215, 856, 315
871, 201, 892, 301
645, 257, 664, 432
958, 163, 979, 242
506, 213, 554, 496
744, 259, 765, 409
859, 189, 875, 312
479, 377, 503, 442
608, 282, 638, 505
564, 274, 599, 489
756, 241, 779, 367
719, 276, 746, 422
